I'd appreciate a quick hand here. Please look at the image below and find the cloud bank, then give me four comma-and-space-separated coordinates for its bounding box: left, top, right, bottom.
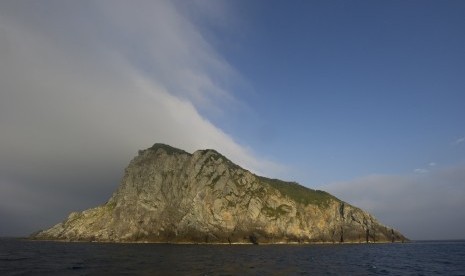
0, 1, 281, 236
323, 164, 465, 240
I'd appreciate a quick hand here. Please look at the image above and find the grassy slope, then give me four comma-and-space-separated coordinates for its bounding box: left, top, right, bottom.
258, 176, 339, 207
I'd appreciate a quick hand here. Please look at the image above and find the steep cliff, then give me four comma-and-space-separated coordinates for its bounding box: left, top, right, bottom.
32, 143, 407, 244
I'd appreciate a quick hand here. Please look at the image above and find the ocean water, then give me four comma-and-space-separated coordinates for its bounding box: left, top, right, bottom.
1, 239, 464, 275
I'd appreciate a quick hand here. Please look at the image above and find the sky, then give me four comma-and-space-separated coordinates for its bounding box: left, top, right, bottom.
1, 0, 464, 240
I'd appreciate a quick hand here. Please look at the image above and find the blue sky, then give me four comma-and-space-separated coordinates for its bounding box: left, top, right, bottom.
1, 0, 464, 239
208, 0, 465, 185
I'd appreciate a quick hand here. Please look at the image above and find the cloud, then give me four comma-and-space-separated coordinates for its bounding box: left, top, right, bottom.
0, 1, 282, 236
413, 168, 428, 174
95, 0, 241, 110
323, 164, 465, 240
453, 137, 465, 145
412, 163, 436, 175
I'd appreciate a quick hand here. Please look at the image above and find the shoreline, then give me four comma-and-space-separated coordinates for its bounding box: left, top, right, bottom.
26, 238, 407, 245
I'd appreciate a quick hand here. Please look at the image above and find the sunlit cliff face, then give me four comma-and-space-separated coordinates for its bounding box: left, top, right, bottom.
33, 144, 406, 244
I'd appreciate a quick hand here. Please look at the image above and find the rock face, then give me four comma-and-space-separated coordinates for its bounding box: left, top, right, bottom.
32, 143, 406, 243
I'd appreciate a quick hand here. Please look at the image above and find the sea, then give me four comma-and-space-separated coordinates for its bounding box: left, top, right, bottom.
1, 238, 464, 275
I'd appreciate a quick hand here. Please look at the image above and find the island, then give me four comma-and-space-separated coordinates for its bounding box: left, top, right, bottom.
32, 143, 407, 244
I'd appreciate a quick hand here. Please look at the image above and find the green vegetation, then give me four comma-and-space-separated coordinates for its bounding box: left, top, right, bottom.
149, 143, 191, 155
200, 149, 241, 170
210, 174, 222, 186
106, 201, 117, 210
202, 149, 226, 160
262, 204, 291, 217
258, 176, 339, 207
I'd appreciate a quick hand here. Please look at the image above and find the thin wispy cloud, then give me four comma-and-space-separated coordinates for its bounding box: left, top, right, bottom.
414, 168, 428, 174
413, 162, 437, 174
96, 0, 240, 111
453, 137, 465, 145
323, 163, 465, 240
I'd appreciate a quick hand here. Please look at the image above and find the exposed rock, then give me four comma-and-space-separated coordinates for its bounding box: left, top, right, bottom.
32, 143, 407, 244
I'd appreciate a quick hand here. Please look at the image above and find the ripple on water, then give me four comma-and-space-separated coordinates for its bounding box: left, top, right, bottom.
1, 240, 465, 275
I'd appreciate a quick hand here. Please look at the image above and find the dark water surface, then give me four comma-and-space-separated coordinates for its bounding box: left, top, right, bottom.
1, 238, 464, 275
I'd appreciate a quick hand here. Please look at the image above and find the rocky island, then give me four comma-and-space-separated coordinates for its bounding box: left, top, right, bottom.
32, 143, 406, 244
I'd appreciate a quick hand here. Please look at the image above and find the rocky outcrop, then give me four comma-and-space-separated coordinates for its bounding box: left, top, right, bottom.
32, 143, 407, 244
